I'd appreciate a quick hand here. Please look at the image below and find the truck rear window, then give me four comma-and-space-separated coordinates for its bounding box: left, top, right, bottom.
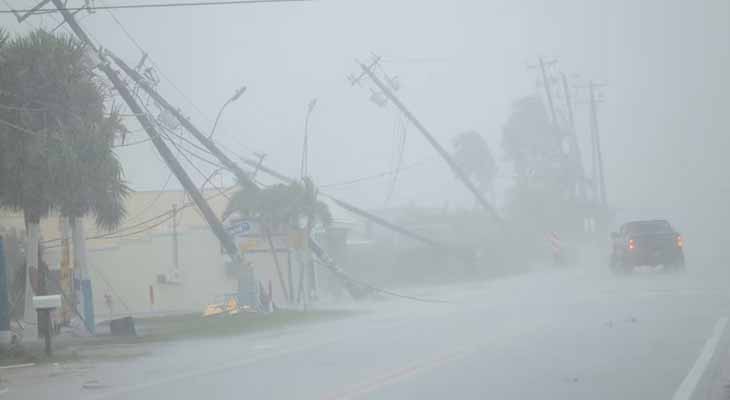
624, 221, 673, 234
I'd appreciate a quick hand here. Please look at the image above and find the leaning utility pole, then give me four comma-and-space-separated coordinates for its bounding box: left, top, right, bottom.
350, 56, 501, 221
528, 57, 558, 125
561, 72, 576, 134
560, 72, 587, 199
48, 0, 256, 305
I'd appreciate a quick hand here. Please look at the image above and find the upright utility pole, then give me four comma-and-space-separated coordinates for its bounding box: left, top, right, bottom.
588, 82, 608, 207
172, 204, 179, 272
48, 0, 255, 305
351, 57, 501, 222
301, 98, 317, 179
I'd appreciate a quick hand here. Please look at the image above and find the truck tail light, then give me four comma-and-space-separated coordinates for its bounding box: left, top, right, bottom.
628, 239, 636, 250
677, 235, 684, 248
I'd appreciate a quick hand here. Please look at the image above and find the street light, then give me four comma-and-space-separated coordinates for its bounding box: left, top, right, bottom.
209, 85, 247, 139
300, 98, 318, 178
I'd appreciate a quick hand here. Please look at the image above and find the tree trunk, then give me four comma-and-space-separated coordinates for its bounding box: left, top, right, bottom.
286, 250, 294, 302
58, 217, 74, 325
305, 219, 317, 301
0, 237, 11, 332
70, 218, 95, 334
263, 225, 289, 303
22, 216, 40, 323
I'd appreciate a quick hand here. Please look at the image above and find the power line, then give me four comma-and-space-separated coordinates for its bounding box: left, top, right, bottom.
319, 157, 433, 189
97, 0, 266, 158
123, 172, 174, 223
112, 137, 152, 147
98, 0, 213, 126
160, 128, 232, 202
0, 116, 63, 142
0, 0, 312, 14
164, 129, 227, 171
385, 109, 407, 205
43, 186, 235, 246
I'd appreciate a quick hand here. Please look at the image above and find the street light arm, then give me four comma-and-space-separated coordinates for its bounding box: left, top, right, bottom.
209, 99, 231, 139
209, 86, 247, 139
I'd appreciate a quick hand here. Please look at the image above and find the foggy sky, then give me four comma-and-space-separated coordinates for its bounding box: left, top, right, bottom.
2, 0, 728, 259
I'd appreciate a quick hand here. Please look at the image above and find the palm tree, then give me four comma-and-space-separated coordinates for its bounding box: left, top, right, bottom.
51, 109, 129, 333
224, 179, 331, 303
0, 30, 128, 330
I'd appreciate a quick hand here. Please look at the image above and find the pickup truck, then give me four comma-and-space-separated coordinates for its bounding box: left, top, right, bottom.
610, 219, 685, 273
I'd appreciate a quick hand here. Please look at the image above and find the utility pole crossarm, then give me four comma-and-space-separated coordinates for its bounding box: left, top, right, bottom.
357, 62, 502, 222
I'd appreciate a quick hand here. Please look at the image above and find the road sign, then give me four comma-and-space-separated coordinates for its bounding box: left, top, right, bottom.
227, 220, 253, 237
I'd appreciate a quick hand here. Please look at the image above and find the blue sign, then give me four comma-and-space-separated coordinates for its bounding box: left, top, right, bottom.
227, 220, 252, 237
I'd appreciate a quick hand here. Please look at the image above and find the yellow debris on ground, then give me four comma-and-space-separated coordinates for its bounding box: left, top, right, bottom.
202, 296, 253, 317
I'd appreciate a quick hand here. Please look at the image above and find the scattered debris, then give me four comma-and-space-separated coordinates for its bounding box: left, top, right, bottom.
82, 379, 107, 390
203, 295, 254, 317
0, 362, 35, 370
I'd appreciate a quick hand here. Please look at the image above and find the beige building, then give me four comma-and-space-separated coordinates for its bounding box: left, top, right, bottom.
0, 188, 315, 324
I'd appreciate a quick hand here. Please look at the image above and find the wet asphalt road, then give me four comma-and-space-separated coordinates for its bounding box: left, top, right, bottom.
6, 264, 730, 400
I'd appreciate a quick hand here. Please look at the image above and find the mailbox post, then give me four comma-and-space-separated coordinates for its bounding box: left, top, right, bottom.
32, 295, 61, 356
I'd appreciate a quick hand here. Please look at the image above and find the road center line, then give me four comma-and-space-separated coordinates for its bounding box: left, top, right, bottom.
672, 316, 728, 400
323, 348, 474, 400
86, 338, 340, 400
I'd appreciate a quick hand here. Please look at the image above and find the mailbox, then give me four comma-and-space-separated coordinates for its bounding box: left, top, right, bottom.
32, 295, 62, 310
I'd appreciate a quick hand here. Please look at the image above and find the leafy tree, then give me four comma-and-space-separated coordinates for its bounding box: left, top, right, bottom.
224, 178, 331, 302
501, 95, 587, 249
452, 130, 497, 195
502, 96, 563, 184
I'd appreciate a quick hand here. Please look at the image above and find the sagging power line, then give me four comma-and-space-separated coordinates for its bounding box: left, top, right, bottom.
1, 0, 311, 15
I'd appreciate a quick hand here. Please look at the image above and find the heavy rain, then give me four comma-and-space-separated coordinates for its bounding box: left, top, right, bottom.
0, 1, 728, 399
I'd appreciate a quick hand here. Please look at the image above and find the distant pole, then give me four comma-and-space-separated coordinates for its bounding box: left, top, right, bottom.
589, 82, 608, 207
301, 98, 318, 179
172, 204, 179, 272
